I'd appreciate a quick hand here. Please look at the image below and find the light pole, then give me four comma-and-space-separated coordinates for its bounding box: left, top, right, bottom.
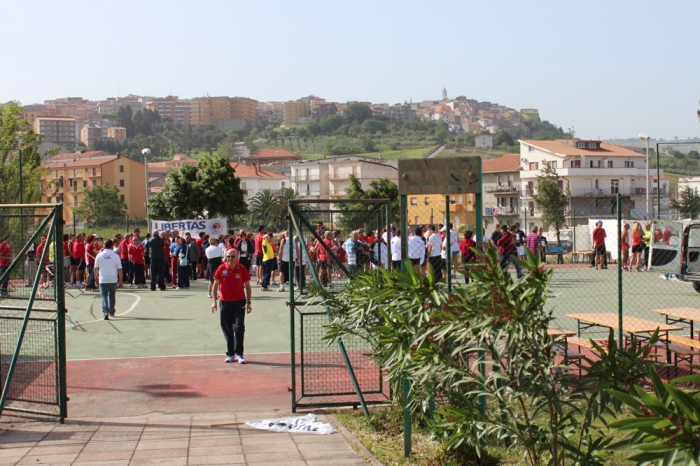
639, 134, 650, 219
142, 148, 151, 232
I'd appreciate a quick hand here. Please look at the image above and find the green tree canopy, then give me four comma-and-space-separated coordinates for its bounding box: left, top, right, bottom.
336, 175, 398, 233
247, 188, 303, 232
671, 186, 700, 219
531, 164, 569, 243
147, 154, 246, 220
0, 102, 46, 204
343, 103, 373, 125
73, 183, 128, 227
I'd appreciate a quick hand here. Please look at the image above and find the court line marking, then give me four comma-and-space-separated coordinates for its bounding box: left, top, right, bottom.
67, 351, 291, 362
69, 292, 141, 328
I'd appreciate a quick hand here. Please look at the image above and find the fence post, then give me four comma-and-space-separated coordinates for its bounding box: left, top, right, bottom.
617, 193, 623, 348
55, 205, 67, 422
288, 213, 296, 412
403, 377, 412, 458
446, 196, 451, 291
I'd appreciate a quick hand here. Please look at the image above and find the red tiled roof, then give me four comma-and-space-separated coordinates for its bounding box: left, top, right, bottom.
49, 151, 105, 161
248, 148, 300, 159
482, 154, 520, 173
45, 155, 120, 169
520, 140, 644, 157
230, 162, 286, 178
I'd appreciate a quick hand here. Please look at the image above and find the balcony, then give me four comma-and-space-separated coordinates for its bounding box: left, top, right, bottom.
484, 206, 519, 216
521, 189, 535, 197
326, 173, 356, 181
326, 189, 346, 196
436, 204, 465, 213
296, 191, 321, 198
485, 185, 519, 194
290, 175, 320, 182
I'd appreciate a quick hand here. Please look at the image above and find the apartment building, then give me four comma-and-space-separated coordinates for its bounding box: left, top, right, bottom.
283, 101, 309, 125
80, 125, 102, 147
388, 103, 416, 122
146, 153, 199, 194
42, 151, 147, 221
34, 117, 78, 148
289, 156, 397, 200
146, 96, 191, 126
107, 127, 126, 142
190, 96, 257, 127
519, 139, 670, 222
481, 154, 521, 232
97, 97, 145, 114
230, 163, 288, 201
406, 193, 476, 230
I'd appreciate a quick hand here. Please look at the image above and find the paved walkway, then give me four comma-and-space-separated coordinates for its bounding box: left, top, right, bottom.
0, 412, 368, 465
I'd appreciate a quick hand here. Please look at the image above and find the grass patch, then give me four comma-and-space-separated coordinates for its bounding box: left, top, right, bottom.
437, 148, 516, 159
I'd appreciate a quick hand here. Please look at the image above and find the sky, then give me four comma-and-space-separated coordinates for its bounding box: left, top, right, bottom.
1, 1, 698, 140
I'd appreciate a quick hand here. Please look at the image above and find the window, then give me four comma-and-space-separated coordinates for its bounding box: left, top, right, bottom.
450, 196, 456, 205
557, 180, 564, 190
410, 197, 417, 206
119, 180, 124, 187
47, 197, 51, 203
120, 195, 125, 202
424, 197, 430, 206
595, 179, 600, 189
458, 195, 463, 204
454, 216, 460, 227
571, 160, 581, 168
528, 145, 535, 152
119, 165, 124, 173
83, 180, 87, 187
73, 196, 78, 207
281, 182, 285, 189
589, 161, 594, 168
577, 142, 586, 148
73, 184, 77, 192
607, 161, 613, 168
625, 161, 635, 168
529, 162, 539, 170
549, 161, 557, 169
92, 180, 96, 186
587, 142, 598, 148
92, 168, 96, 176
611, 179, 619, 194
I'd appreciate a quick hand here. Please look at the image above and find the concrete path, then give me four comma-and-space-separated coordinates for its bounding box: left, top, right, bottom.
425, 144, 446, 158
0, 412, 368, 465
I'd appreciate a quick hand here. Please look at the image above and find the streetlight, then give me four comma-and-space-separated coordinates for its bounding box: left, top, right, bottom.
142, 148, 151, 232
639, 134, 651, 219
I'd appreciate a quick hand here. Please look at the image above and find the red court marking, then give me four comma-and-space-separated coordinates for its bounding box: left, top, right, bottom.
67, 353, 293, 417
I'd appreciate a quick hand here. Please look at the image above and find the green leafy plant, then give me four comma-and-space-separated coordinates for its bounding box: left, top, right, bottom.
315, 247, 661, 465
608, 370, 700, 465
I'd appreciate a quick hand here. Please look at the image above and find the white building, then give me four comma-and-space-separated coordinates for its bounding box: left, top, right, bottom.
482, 154, 522, 231
679, 177, 700, 196
476, 135, 494, 149
519, 139, 669, 221
230, 163, 289, 201
289, 156, 398, 200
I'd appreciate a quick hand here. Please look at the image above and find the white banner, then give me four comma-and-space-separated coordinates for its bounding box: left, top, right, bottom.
152, 219, 227, 237
245, 414, 336, 435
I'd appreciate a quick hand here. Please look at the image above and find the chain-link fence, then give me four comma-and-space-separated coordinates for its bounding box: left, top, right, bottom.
0, 205, 67, 421
288, 200, 393, 412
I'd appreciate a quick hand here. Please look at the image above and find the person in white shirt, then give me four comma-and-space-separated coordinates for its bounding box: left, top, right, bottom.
427, 225, 444, 281
205, 238, 224, 298
407, 226, 426, 271
441, 224, 460, 277
343, 231, 359, 275
293, 234, 307, 289
278, 231, 290, 293
371, 237, 388, 270
390, 229, 402, 270
94, 239, 123, 320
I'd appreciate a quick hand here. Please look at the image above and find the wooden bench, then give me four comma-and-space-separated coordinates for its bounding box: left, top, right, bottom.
568, 336, 598, 350
659, 334, 700, 377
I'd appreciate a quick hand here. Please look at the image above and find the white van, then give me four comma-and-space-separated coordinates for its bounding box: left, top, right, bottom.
650, 220, 700, 292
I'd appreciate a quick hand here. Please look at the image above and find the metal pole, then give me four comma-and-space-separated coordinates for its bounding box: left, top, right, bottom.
18, 149, 23, 204
288, 213, 296, 412
54, 206, 67, 422
573, 209, 576, 253
385, 204, 391, 271
403, 378, 412, 458
144, 156, 150, 232
400, 195, 408, 270
656, 143, 661, 219
446, 196, 451, 290
646, 138, 650, 220
617, 193, 623, 349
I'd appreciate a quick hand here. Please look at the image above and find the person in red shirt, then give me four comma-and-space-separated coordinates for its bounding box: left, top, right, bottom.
629, 222, 643, 272
211, 249, 252, 364
592, 220, 607, 270
460, 230, 476, 282
254, 226, 266, 285
85, 235, 98, 291
128, 235, 146, 288
0, 234, 12, 295
621, 223, 630, 271
61, 234, 71, 277
119, 233, 132, 284
497, 225, 522, 278
72, 233, 86, 288
163, 232, 173, 285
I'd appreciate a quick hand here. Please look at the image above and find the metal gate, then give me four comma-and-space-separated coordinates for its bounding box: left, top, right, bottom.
0, 204, 67, 421
288, 199, 393, 413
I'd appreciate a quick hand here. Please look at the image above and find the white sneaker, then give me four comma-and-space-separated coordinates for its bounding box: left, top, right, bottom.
277, 286, 285, 292
225, 355, 235, 363
236, 355, 246, 364
660, 274, 669, 280
207, 293, 212, 298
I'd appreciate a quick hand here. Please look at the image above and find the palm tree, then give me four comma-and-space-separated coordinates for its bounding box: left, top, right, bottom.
247, 189, 280, 229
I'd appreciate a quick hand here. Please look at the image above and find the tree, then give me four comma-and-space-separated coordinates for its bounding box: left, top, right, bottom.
246, 188, 297, 232
361, 137, 376, 153
0, 102, 46, 204
687, 150, 700, 160
671, 186, 700, 219
117, 105, 135, 138
343, 103, 373, 125
532, 164, 569, 243
336, 175, 399, 233
147, 154, 245, 220
73, 183, 127, 227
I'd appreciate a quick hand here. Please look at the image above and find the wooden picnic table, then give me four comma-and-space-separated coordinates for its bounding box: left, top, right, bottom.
567, 312, 683, 365
547, 328, 575, 339
654, 308, 700, 339
571, 250, 612, 264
